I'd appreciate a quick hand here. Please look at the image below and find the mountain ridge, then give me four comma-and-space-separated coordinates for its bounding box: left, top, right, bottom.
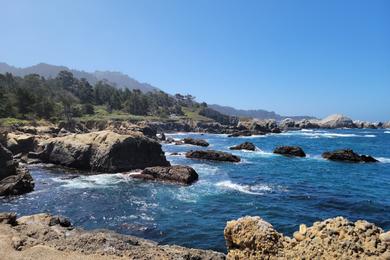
0, 62, 159, 92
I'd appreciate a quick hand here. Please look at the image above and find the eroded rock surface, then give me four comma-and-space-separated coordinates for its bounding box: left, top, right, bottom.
0, 212, 225, 260
224, 216, 390, 259
31, 131, 170, 172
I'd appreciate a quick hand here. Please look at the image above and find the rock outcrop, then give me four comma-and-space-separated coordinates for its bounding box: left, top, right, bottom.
0, 144, 34, 196
322, 149, 378, 163
6, 133, 36, 155
319, 114, 355, 128
224, 216, 390, 259
31, 131, 170, 172
273, 146, 306, 157
230, 142, 256, 151
133, 165, 199, 185
0, 212, 225, 260
186, 150, 241, 162
181, 138, 210, 147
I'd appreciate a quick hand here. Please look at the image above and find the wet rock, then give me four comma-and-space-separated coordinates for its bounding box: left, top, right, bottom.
186, 150, 241, 162
182, 138, 209, 147
322, 149, 378, 163
133, 165, 199, 185
224, 215, 390, 259
230, 142, 256, 151
0, 212, 225, 259
32, 131, 170, 172
227, 131, 253, 137
273, 146, 306, 157
0, 144, 34, 196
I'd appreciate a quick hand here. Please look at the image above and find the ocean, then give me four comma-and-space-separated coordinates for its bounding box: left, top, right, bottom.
1, 128, 389, 252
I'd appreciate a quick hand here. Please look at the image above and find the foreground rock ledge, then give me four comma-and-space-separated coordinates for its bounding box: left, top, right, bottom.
31, 130, 170, 173
133, 165, 199, 185
0, 212, 225, 260
224, 216, 390, 259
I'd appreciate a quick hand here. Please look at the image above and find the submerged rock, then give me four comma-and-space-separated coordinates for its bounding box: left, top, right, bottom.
230, 142, 256, 151
133, 165, 199, 185
322, 149, 378, 163
0, 144, 34, 196
186, 150, 241, 162
0, 212, 225, 260
273, 146, 306, 157
224, 215, 390, 259
31, 131, 170, 172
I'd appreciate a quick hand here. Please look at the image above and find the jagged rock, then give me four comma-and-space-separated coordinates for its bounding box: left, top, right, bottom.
157, 133, 166, 141
0, 212, 17, 225
230, 142, 256, 151
0, 144, 34, 196
319, 114, 355, 128
133, 165, 199, 185
224, 216, 390, 259
0, 167, 34, 196
384, 121, 390, 129
186, 150, 241, 162
0, 213, 225, 260
182, 138, 209, 147
322, 149, 378, 163
273, 146, 306, 157
31, 131, 170, 173
296, 119, 321, 129
6, 133, 36, 154
279, 118, 297, 130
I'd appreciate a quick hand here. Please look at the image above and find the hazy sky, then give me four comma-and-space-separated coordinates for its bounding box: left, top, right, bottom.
1, 0, 389, 121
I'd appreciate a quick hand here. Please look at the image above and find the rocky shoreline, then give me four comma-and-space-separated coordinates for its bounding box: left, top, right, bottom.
0, 212, 388, 259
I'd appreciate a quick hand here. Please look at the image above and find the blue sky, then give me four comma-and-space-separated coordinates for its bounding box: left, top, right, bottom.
1, 0, 389, 121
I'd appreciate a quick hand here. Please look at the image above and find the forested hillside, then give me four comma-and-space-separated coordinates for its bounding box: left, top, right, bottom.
0, 71, 212, 124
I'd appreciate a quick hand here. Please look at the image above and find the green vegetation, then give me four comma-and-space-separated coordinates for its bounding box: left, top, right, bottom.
0, 71, 219, 126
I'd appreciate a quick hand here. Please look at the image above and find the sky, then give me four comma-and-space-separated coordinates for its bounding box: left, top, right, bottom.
1, 0, 389, 121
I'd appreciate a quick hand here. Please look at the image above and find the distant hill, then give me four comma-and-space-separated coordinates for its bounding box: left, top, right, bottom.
209, 104, 316, 121
0, 62, 159, 92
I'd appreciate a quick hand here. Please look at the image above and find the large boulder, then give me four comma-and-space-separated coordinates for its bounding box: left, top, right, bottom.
322, 149, 378, 163
133, 165, 199, 185
0, 212, 225, 260
384, 121, 390, 129
186, 150, 241, 162
0, 144, 34, 196
273, 146, 306, 157
296, 119, 320, 129
230, 142, 256, 151
224, 216, 390, 259
319, 114, 355, 128
182, 138, 209, 147
6, 133, 36, 155
31, 131, 170, 172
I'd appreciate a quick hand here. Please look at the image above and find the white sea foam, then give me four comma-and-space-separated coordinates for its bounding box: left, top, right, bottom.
281, 131, 375, 138
52, 172, 138, 189
216, 180, 271, 195
377, 157, 390, 163
385, 131, 390, 134
364, 134, 376, 138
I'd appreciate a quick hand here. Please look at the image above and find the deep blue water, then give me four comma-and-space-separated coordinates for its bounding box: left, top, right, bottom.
1, 129, 390, 252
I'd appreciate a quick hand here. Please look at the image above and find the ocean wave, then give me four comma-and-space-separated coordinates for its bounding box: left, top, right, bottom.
281, 131, 375, 138
377, 157, 390, 163
216, 180, 271, 195
52, 172, 138, 189
385, 131, 390, 134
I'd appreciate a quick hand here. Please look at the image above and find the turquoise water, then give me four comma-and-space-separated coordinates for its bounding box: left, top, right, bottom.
1, 129, 390, 252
